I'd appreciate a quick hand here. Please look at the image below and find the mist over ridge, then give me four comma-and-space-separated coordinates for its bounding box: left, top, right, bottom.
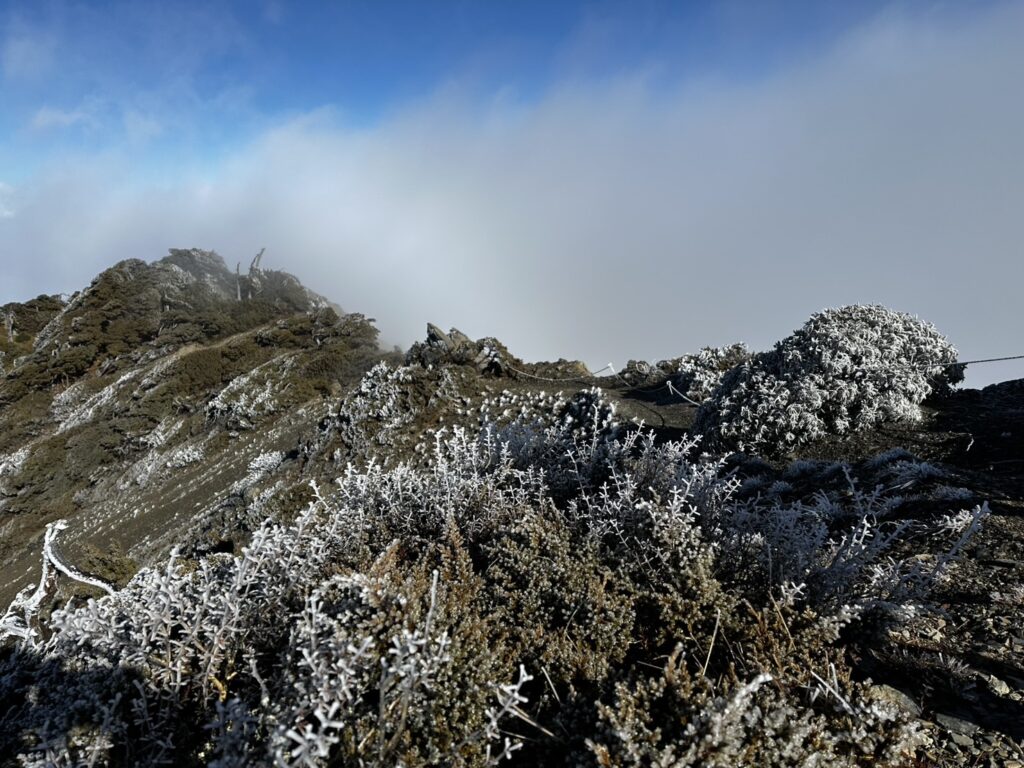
1, 1, 1022, 388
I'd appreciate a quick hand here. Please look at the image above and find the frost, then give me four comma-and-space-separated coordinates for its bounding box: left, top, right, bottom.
694, 305, 961, 455
230, 451, 285, 495
165, 443, 205, 469
0, 446, 30, 479
206, 355, 297, 431
141, 417, 183, 449
56, 370, 139, 434
0, 380, 984, 765
326, 362, 417, 458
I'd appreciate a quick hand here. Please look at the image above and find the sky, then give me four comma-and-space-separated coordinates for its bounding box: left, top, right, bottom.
1, 0, 1022, 387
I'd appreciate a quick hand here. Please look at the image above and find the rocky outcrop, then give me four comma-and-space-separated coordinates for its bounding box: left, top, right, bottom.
406, 322, 517, 375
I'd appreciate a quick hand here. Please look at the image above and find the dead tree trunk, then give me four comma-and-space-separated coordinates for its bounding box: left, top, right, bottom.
236, 262, 242, 302
3, 310, 13, 343
249, 247, 265, 274
247, 248, 266, 300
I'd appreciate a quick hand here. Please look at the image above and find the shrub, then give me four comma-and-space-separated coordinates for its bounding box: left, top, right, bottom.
693, 305, 961, 456
0, 379, 983, 766
587, 647, 924, 767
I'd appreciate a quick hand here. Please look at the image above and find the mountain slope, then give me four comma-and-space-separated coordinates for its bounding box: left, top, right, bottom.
0, 249, 384, 603
0, 254, 1021, 766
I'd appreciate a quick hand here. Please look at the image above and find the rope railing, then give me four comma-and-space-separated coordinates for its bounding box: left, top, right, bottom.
497, 352, 1024, 407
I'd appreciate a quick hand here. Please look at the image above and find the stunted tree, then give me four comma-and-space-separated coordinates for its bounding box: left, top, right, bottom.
237, 248, 267, 300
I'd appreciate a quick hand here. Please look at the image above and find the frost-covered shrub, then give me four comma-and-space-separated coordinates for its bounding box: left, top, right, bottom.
587, 648, 924, 767
693, 305, 961, 456
230, 450, 285, 495
0, 383, 984, 766
205, 356, 293, 430
485, 387, 623, 500
0, 492, 527, 766
165, 443, 205, 469
664, 343, 751, 402
0, 446, 29, 479
621, 345, 750, 401
329, 361, 417, 459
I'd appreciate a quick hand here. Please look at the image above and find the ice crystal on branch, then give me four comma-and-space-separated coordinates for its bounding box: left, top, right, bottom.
694, 305, 961, 455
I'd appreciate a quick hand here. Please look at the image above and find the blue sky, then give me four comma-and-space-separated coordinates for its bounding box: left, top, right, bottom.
1, 1, 915, 180
1, 0, 1022, 386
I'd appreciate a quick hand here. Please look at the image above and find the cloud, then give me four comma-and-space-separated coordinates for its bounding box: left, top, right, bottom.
0, 182, 13, 219
28, 105, 98, 132
1, 25, 55, 81
121, 110, 163, 144
1, 3, 1022, 388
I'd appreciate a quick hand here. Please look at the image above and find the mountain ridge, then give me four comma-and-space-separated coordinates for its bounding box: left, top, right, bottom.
0, 250, 1022, 766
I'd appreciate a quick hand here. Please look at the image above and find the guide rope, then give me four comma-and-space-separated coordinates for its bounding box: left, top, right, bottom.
498, 353, 1024, 406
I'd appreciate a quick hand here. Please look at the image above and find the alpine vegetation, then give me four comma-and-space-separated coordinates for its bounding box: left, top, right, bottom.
619, 344, 751, 403
0, 383, 984, 766
693, 305, 962, 456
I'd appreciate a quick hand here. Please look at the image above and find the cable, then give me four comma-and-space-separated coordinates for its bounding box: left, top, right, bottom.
933, 354, 1024, 367
503, 362, 612, 383
665, 380, 703, 407
493, 351, 1024, 406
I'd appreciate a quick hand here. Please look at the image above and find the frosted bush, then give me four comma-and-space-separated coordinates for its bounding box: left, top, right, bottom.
329, 361, 417, 458
141, 417, 183, 449
49, 379, 91, 422
56, 370, 138, 434
621, 345, 750, 401
207, 371, 279, 430
664, 343, 751, 402
0, 384, 983, 765
230, 450, 285, 495
485, 387, 624, 499
0, 489, 526, 766
694, 305, 961, 456
0, 446, 29, 478
165, 443, 205, 469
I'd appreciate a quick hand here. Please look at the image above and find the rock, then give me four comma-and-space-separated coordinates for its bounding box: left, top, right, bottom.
409, 324, 518, 375
935, 713, 979, 735
426, 323, 452, 350
950, 731, 975, 748
869, 684, 922, 717
988, 675, 1011, 696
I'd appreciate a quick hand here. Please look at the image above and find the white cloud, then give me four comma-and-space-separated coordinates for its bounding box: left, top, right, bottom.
1, 26, 55, 81
0, 182, 13, 219
122, 110, 163, 144
28, 105, 98, 132
1, 3, 1022, 388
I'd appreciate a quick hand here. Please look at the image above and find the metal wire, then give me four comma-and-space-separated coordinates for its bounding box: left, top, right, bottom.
494, 351, 1024, 407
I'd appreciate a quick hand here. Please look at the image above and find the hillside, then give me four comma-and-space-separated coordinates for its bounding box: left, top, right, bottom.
0, 252, 1021, 767
0, 249, 388, 604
